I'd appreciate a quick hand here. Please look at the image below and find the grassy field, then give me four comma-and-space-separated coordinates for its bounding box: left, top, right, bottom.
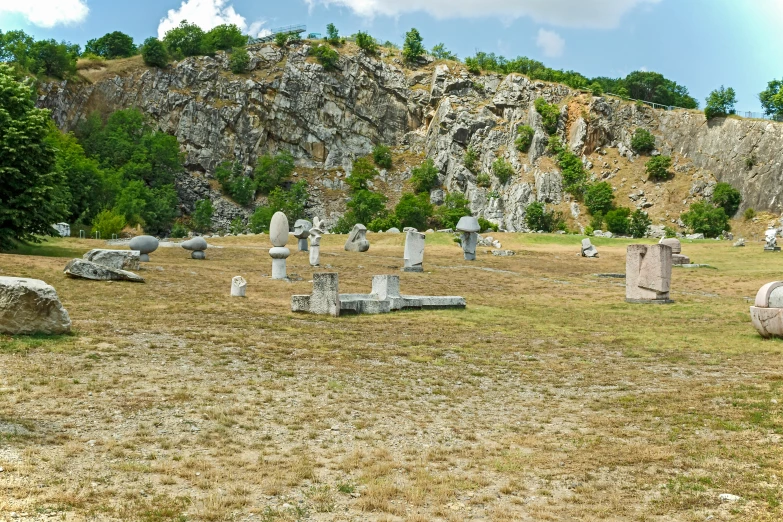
1, 232, 783, 521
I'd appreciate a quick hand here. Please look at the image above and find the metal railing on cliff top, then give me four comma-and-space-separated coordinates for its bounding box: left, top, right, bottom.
605, 92, 783, 122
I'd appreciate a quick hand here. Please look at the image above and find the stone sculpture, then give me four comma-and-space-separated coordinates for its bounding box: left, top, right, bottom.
733, 238, 746, 247
0, 277, 71, 335
292, 274, 465, 316
52, 223, 70, 237
293, 219, 312, 251
659, 237, 690, 265
626, 244, 673, 304
581, 238, 598, 258
456, 216, 480, 261
129, 235, 159, 262
269, 212, 291, 280
403, 230, 426, 272
309, 218, 324, 267
64, 259, 145, 283
182, 236, 208, 259
765, 228, 780, 252
231, 276, 247, 297
386, 227, 400, 234
750, 282, 783, 338
83, 249, 140, 270
344, 224, 370, 252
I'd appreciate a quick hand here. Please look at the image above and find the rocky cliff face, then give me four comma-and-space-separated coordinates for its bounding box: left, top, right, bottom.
38, 42, 783, 232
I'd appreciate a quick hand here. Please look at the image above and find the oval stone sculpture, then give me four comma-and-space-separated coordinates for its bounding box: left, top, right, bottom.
182, 237, 208, 259
750, 281, 783, 338
129, 235, 159, 262
269, 212, 290, 247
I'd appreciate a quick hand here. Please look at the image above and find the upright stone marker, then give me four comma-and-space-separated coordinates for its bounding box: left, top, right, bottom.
309, 218, 324, 267
231, 276, 247, 297
269, 212, 291, 280
293, 219, 312, 251
626, 244, 673, 304
345, 224, 370, 252
403, 230, 426, 272
456, 216, 480, 261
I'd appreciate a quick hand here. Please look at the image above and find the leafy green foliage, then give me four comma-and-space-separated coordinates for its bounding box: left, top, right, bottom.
205, 24, 247, 51
645, 155, 672, 181
525, 202, 560, 232
621, 71, 698, 108
254, 151, 295, 194
711, 182, 742, 217
534, 98, 559, 135
759, 79, 783, 117
705, 86, 737, 119
394, 192, 432, 230
367, 214, 400, 233
85, 31, 137, 59
372, 145, 392, 169
744, 208, 756, 221
411, 159, 440, 193
589, 82, 603, 96
230, 216, 246, 235
402, 28, 424, 63
170, 220, 188, 238
589, 211, 604, 231
229, 47, 250, 73
556, 149, 587, 197
631, 128, 655, 153
192, 199, 214, 232
91, 209, 126, 238
629, 209, 651, 238
431, 43, 457, 61
478, 218, 498, 232
309, 44, 339, 70
141, 37, 169, 67
268, 180, 309, 223
515, 125, 535, 152
0, 65, 68, 245
476, 173, 491, 188
346, 158, 378, 192
346, 190, 387, 226
681, 202, 730, 238
274, 33, 289, 48
215, 161, 256, 206
355, 32, 378, 54
464, 146, 478, 173
434, 193, 471, 229
584, 182, 615, 215
249, 206, 274, 233
163, 21, 211, 58
326, 24, 340, 45
334, 158, 388, 233
605, 207, 631, 235
0, 30, 80, 79
492, 158, 514, 184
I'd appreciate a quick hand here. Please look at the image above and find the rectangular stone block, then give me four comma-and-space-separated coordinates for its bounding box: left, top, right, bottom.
626, 244, 673, 303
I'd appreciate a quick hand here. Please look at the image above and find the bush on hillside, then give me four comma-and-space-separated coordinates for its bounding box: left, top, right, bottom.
492, 158, 514, 184
229, 47, 250, 73
464, 146, 478, 172
309, 44, 339, 70
254, 151, 295, 194
515, 125, 535, 152
410, 159, 440, 193
630, 128, 655, 153
141, 37, 169, 67
584, 182, 615, 215
84, 31, 137, 59
711, 182, 741, 216
372, 145, 392, 169
192, 198, 214, 232
534, 97, 560, 135
355, 31, 378, 54
525, 201, 560, 232
605, 207, 631, 235
628, 209, 651, 238
704, 85, 737, 119
645, 155, 672, 181
395, 192, 432, 230
402, 28, 424, 63
681, 202, 729, 238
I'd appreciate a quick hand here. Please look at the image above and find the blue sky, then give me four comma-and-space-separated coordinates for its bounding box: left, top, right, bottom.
1, 0, 780, 112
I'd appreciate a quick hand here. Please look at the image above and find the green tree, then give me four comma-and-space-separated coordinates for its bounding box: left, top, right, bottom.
525, 202, 558, 232
589, 82, 603, 96
623, 70, 698, 108
91, 209, 126, 238
645, 155, 672, 181
711, 182, 742, 217
0, 30, 36, 71
46, 129, 103, 224
355, 32, 378, 54
402, 28, 424, 63
274, 33, 289, 48
267, 180, 309, 222
630, 128, 655, 153
249, 206, 274, 233
215, 161, 256, 206
515, 125, 535, 152
309, 44, 339, 70
759, 79, 783, 117
205, 24, 247, 51
347, 189, 387, 225
410, 159, 440, 193
464, 146, 478, 173
84, 31, 137, 59
141, 37, 169, 67
434, 192, 471, 229
192, 199, 214, 232
163, 20, 210, 58
30, 39, 79, 78
326, 24, 340, 44
628, 209, 651, 238
372, 145, 392, 169
584, 182, 615, 215
705, 86, 737, 119
557, 149, 587, 197
346, 157, 378, 192
534, 97, 560, 135
394, 192, 432, 230
431, 43, 457, 61
254, 151, 295, 194
0, 65, 67, 245
605, 207, 631, 235
492, 158, 514, 184
681, 202, 729, 238
229, 46, 250, 73
114, 180, 149, 226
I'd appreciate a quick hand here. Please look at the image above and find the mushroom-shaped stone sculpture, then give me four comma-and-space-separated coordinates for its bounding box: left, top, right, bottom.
659, 237, 690, 265
456, 216, 480, 261
129, 235, 159, 262
182, 236, 208, 259
269, 212, 291, 280
345, 224, 370, 252
293, 219, 312, 251
750, 282, 783, 338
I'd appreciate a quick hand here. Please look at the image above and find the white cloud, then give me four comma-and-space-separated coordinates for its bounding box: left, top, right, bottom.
535, 29, 564, 57
0, 0, 88, 28
157, 0, 268, 38
304, 0, 661, 29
